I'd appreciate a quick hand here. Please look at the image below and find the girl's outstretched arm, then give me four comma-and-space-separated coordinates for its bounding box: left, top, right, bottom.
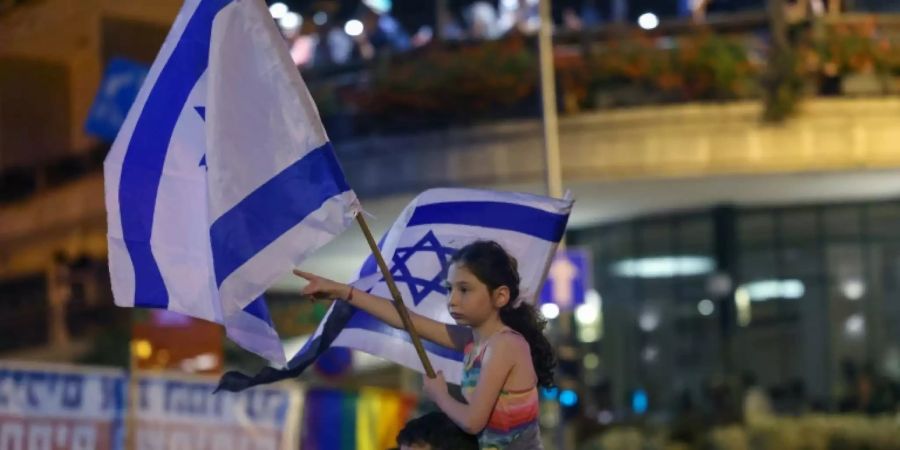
423, 333, 520, 434
294, 270, 472, 351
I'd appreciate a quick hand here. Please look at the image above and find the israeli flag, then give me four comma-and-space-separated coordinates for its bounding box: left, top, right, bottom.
218, 188, 572, 391
104, 0, 358, 367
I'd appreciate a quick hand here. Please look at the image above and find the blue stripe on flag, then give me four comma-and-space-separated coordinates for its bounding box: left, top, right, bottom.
345, 311, 464, 361
211, 142, 351, 286
242, 296, 273, 325
288, 301, 357, 369
407, 201, 569, 242
118, 0, 231, 309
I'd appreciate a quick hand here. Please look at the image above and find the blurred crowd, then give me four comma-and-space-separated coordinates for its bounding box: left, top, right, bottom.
274, 0, 872, 69
671, 360, 900, 442
278, 0, 613, 68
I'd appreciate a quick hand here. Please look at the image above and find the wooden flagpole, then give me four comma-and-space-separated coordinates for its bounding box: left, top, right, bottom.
126, 338, 139, 450
355, 213, 436, 378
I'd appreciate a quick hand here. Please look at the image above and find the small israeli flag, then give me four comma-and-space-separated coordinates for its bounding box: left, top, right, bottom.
218, 188, 572, 391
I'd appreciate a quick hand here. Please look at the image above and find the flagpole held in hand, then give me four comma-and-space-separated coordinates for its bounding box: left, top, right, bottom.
355, 213, 436, 378
126, 337, 139, 450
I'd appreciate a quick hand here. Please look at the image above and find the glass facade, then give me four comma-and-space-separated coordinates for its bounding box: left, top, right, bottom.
569, 199, 900, 416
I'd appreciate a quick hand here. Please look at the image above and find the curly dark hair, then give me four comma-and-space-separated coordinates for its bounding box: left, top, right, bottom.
396, 411, 478, 450
450, 240, 556, 388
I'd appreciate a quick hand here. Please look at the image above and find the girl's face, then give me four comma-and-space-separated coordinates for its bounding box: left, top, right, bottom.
445, 263, 508, 327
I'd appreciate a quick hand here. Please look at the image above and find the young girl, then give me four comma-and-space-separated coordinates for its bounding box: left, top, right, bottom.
294, 240, 555, 449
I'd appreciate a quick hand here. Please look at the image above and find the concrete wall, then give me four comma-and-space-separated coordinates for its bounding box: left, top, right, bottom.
337, 98, 900, 197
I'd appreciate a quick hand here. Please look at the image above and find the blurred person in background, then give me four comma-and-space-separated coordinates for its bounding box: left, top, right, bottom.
742, 372, 774, 425
858, 362, 899, 415
357, 0, 412, 59
785, 378, 811, 415
324, 21, 356, 64
290, 16, 320, 67
465, 1, 502, 39
703, 378, 741, 425
670, 389, 704, 448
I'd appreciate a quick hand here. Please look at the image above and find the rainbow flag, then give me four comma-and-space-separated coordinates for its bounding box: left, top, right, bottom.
301, 387, 416, 450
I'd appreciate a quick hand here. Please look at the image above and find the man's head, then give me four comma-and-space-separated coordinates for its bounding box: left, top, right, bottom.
396, 411, 478, 450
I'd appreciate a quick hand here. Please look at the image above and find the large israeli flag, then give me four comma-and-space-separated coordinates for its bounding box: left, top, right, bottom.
218, 188, 572, 391
104, 0, 358, 367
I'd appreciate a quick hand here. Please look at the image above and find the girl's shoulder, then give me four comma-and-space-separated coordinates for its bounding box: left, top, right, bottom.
485, 329, 530, 357
468, 329, 529, 364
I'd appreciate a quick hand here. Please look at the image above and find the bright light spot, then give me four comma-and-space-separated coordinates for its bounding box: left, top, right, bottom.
842, 279, 865, 300
313, 11, 328, 25
541, 303, 560, 320
269, 2, 288, 19
559, 389, 578, 407
278, 12, 301, 30
193, 353, 218, 371
585, 289, 602, 305
576, 302, 599, 324
638, 310, 660, 332
133, 340, 152, 360
363, 0, 392, 14
179, 352, 219, 373
583, 353, 600, 370
632, 389, 648, 414
344, 19, 364, 37
597, 410, 614, 424
576, 289, 603, 342
698, 299, 715, 316
501, 0, 518, 9
740, 279, 805, 301
844, 313, 865, 339
638, 12, 659, 30
642, 346, 659, 363
735, 287, 752, 326
612, 256, 714, 278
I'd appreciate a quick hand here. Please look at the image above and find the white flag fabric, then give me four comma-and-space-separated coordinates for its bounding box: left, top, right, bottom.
104, 0, 358, 367
218, 188, 571, 391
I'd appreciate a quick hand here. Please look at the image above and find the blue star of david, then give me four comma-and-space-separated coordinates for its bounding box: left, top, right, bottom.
383, 230, 457, 306
195, 106, 207, 169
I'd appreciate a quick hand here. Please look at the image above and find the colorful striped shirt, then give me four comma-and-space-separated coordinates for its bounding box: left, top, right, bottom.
461, 328, 542, 449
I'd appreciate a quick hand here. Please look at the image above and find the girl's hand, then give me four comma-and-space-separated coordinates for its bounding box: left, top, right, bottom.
293, 270, 350, 300
422, 370, 449, 403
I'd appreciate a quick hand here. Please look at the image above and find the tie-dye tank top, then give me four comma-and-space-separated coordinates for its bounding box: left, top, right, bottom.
461, 328, 543, 449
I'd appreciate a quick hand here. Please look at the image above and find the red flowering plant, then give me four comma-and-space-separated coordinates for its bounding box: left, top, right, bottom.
588, 32, 758, 105
815, 16, 893, 76
674, 32, 760, 100
351, 37, 538, 126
